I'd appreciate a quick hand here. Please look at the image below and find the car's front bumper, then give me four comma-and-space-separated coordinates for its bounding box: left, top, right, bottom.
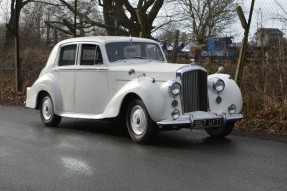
157, 111, 243, 130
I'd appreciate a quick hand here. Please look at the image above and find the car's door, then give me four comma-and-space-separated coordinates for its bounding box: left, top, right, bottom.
75, 43, 110, 114
53, 44, 77, 113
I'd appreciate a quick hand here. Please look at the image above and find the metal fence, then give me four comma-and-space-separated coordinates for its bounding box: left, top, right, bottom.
0, 39, 51, 89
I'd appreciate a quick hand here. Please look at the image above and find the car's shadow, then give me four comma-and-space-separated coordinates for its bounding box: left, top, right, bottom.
58, 118, 130, 138
153, 131, 237, 150
53, 118, 237, 150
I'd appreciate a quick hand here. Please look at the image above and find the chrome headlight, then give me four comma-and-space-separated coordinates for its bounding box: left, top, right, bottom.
169, 82, 181, 97
212, 78, 225, 92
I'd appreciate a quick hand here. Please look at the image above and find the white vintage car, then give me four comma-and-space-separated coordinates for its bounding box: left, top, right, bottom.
26, 36, 243, 144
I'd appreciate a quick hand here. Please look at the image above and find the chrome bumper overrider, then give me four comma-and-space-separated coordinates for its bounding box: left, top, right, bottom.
157, 111, 243, 130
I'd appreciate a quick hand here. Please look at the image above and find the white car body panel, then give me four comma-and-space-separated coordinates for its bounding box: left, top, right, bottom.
74, 67, 110, 114
53, 66, 75, 112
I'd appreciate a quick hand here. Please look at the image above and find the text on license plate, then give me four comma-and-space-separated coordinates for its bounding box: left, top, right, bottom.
194, 118, 221, 128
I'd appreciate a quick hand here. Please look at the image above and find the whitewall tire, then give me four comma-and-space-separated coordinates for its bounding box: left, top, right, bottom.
126, 99, 154, 144
40, 94, 61, 127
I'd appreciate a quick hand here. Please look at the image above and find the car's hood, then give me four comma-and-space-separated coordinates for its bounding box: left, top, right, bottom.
109, 61, 186, 82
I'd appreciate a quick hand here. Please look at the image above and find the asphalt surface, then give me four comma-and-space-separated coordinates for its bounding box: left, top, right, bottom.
0, 105, 286, 191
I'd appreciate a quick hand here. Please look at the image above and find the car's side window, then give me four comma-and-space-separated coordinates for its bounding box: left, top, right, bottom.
80, 44, 103, 65
59, 44, 77, 66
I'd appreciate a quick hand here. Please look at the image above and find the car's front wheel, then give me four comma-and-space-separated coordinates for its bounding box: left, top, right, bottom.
40, 94, 62, 127
126, 99, 154, 144
205, 122, 235, 138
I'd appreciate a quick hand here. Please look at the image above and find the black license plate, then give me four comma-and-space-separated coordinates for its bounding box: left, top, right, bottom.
194, 118, 221, 128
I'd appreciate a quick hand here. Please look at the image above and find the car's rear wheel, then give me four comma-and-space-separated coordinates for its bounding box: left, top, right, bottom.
40, 94, 61, 127
126, 99, 154, 144
205, 122, 235, 138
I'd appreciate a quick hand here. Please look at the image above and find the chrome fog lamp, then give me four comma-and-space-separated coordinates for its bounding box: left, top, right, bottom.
171, 109, 180, 120
213, 78, 225, 92
169, 82, 181, 97
228, 104, 236, 114
171, 100, 178, 108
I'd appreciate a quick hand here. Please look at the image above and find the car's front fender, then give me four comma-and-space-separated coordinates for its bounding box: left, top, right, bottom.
102, 77, 176, 122
208, 74, 243, 115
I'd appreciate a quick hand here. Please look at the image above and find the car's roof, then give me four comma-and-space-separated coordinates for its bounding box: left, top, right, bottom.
58, 36, 158, 45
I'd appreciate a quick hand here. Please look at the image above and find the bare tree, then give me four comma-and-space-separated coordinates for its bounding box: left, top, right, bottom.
44, 0, 103, 38
98, 0, 165, 38
273, 0, 287, 27
45, 0, 166, 38
4, 0, 35, 92
155, 22, 180, 43
5, 0, 34, 44
20, 2, 44, 40
0, 0, 11, 24
177, 0, 236, 43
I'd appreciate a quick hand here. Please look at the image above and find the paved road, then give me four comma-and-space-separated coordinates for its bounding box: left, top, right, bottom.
0, 105, 286, 191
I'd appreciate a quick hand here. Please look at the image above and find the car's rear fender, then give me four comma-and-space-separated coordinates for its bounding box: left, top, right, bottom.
26, 74, 63, 114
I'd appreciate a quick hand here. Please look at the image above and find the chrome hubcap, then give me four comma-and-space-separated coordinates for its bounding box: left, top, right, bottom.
130, 105, 146, 135
42, 97, 52, 121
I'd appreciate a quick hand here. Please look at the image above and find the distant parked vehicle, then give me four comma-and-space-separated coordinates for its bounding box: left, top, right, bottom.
201, 37, 235, 58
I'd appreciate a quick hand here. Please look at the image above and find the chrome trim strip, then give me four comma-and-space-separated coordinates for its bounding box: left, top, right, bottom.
225, 114, 244, 121
57, 111, 103, 119
176, 64, 207, 76
157, 112, 243, 129
157, 119, 191, 126
54, 66, 109, 71
74, 67, 109, 71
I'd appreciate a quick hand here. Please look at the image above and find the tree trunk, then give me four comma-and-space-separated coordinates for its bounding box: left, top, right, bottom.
5, 6, 17, 49
5, 0, 26, 49
102, 0, 117, 36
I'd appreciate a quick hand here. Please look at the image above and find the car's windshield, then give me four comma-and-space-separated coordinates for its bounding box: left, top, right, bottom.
105, 42, 165, 63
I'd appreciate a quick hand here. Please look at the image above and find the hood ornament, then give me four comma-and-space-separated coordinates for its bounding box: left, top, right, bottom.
190, 59, 196, 65
216, 66, 224, 74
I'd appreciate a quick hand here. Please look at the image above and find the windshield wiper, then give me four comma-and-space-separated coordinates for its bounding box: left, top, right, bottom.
110, 56, 127, 62
132, 56, 146, 59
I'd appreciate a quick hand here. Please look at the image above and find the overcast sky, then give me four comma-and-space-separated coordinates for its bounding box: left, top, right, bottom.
235, 0, 287, 41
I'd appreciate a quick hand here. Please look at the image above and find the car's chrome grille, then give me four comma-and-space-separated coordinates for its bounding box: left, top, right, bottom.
181, 70, 208, 113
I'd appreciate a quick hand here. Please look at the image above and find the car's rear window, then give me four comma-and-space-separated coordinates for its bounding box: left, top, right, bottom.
59, 45, 77, 66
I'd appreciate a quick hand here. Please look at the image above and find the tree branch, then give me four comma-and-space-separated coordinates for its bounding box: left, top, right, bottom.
147, 0, 164, 23
45, 21, 73, 35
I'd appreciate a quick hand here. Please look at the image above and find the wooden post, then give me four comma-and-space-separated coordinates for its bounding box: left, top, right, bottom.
15, 0, 21, 92
53, 28, 58, 44
73, 0, 77, 37
172, 30, 180, 63
234, 0, 255, 86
